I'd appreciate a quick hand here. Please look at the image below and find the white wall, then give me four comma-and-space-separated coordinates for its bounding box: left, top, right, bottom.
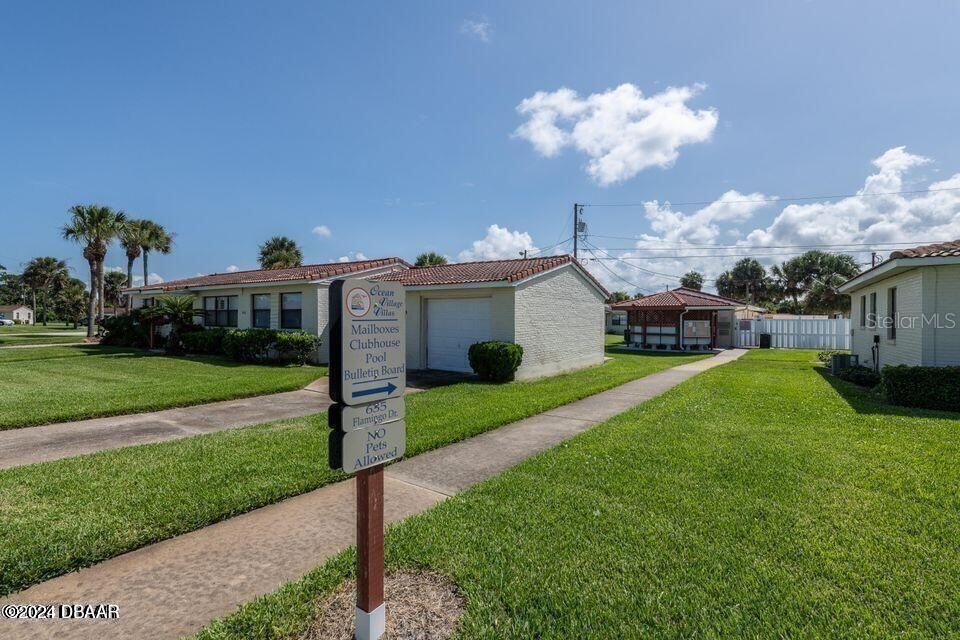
403, 286, 515, 371
513, 265, 606, 379
922, 264, 960, 366
850, 269, 923, 368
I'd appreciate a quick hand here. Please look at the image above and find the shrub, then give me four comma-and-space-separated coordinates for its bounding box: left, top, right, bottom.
817, 350, 842, 363
835, 364, 881, 388
881, 365, 960, 412
101, 315, 148, 348
275, 331, 321, 365
468, 341, 524, 382
222, 328, 276, 362
182, 328, 228, 355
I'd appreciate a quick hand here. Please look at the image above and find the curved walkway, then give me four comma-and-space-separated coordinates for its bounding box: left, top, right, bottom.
0, 350, 745, 640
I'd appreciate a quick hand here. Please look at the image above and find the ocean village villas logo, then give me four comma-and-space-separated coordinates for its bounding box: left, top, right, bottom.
347, 287, 372, 317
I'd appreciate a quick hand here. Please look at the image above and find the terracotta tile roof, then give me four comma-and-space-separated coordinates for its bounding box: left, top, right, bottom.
124, 257, 411, 293
611, 287, 743, 310
376, 255, 609, 294
889, 240, 960, 259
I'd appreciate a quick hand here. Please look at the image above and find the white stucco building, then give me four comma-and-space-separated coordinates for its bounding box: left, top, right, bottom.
0, 305, 34, 324
125, 255, 608, 378
839, 240, 960, 368
377, 255, 608, 379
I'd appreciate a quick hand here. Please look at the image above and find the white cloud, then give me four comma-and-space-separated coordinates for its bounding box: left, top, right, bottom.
335, 252, 370, 263
514, 83, 718, 185
131, 273, 164, 286
312, 225, 332, 238
458, 224, 538, 262
460, 18, 492, 42
225, 265, 239, 273
580, 146, 960, 294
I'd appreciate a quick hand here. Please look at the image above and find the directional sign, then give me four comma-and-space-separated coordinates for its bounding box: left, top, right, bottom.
329, 279, 406, 406
330, 396, 405, 432
333, 421, 407, 474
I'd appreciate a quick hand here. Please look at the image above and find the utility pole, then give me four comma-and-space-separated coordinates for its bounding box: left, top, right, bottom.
573, 203, 579, 260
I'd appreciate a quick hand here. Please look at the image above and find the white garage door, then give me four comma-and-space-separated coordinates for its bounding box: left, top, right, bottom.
426, 298, 492, 372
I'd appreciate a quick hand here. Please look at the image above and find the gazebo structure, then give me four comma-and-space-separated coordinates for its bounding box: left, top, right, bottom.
611, 287, 743, 350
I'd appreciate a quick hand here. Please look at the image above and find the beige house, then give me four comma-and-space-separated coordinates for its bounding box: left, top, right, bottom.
839, 240, 960, 368
0, 305, 33, 324
125, 255, 608, 378
125, 258, 410, 362
376, 255, 608, 379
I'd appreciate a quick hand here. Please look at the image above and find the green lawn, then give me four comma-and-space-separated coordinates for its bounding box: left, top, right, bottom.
0, 334, 86, 347
0, 349, 704, 596
0, 346, 326, 429
0, 323, 84, 333
196, 350, 960, 640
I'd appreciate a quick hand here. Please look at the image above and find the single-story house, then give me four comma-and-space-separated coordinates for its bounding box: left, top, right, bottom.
605, 305, 627, 333
125, 258, 411, 362
375, 255, 609, 379
0, 305, 33, 324
125, 254, 608, 378
838, 239, 960, 368
612, 287, 743, 350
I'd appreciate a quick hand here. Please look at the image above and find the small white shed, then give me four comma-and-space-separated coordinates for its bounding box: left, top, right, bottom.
377, 255, 609, 380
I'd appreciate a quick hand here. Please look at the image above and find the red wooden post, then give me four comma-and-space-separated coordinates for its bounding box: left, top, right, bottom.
356, 464, 385, 639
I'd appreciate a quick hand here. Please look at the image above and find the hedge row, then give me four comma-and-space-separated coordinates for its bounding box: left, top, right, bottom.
881, 365, 960, 412
182, 328, 321, 365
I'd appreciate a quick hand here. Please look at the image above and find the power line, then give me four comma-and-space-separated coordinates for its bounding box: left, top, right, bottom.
581, 186, 960, 209
584, 238, 939, 249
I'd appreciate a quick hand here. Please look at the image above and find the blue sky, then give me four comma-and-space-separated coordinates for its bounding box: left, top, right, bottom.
2, 1, 959, 293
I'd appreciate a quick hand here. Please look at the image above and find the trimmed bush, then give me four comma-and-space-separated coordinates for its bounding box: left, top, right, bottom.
101, 315, 149, 348
835, 364, 881, 388
275, 331, 322, 365
468, 341, 524, 382
882, 365, 960, 412
222, 328, 276, 362
181, 328, 228, 355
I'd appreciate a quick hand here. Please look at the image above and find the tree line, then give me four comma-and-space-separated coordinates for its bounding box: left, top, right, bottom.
606, 250, 861, 315
0, 205, 173, 336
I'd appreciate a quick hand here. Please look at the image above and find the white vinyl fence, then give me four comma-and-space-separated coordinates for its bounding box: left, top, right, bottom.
735, 317, 851, 350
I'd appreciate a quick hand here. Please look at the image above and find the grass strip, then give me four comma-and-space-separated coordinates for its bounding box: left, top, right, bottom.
0, 346, 326, 429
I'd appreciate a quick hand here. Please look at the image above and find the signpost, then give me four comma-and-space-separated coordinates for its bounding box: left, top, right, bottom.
328, 278, 406, 640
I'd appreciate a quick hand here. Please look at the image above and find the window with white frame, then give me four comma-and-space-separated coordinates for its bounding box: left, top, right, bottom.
203, 295, 238, 327
252, 294, 271, 329
280, 292, 302, 329
887, 287, 897, 340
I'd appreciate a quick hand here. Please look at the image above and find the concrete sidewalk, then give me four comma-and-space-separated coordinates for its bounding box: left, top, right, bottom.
0, 378, 335, 469
0, 349, 745, 640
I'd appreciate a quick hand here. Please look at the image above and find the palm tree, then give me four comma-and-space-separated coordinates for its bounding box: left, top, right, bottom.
104, 271, 128, 316
120, 219, 149, 311
679, 270, 704, 291
141, 221, 173, 291
22, 257, 69, 325
258, 236, 303, 269
414, 252, 448, 267
61, 204, 127, 337
54, 277, 89, 329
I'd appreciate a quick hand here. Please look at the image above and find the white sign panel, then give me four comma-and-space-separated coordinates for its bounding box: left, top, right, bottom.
341, 421, 407, 473
334, 396, 406, 432
337, 279, 406, 406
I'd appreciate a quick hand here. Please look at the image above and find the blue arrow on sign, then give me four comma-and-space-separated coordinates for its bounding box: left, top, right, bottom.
352, 381, 398, 398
